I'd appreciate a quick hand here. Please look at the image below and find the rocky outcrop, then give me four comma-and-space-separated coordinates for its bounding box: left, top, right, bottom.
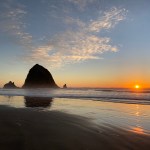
63, 84, 67, 88
22, 64, 59, 88
3, 81, 18, 89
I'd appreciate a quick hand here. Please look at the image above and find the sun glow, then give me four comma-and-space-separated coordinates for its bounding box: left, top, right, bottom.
134, 85, 140, 89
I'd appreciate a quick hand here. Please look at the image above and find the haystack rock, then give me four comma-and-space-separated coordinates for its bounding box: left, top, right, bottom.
3, 81, 18, 89
22, 64, 59, 88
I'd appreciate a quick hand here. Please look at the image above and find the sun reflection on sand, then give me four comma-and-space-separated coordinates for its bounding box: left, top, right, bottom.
132, 126, 144, 134
131, 105, 145, 135
135, 105, 140, 117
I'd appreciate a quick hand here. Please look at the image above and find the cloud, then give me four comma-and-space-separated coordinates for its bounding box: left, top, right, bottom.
0, 1, 127, 68
67, 0, 96, 10
26, 7, 127, 67
88, 7, 127, 32
0, 0, 32, 47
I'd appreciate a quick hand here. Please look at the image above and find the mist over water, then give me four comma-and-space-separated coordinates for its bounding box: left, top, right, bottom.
0, 88, 150, 104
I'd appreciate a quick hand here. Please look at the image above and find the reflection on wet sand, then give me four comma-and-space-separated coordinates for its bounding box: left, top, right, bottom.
130, 105, 146, 135
132, 126, 145, 134
24, 97, 53, 108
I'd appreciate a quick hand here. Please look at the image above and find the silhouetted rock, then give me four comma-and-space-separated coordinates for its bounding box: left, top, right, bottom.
63, 84, 67, 88
3, 81, 18, 89
22, 64, 59, 88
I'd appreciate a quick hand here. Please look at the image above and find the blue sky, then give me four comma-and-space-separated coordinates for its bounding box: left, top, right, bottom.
0, 0, 150, 88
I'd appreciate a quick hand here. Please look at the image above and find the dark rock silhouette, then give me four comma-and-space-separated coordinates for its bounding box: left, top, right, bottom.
24, 97, 53, 108
63, 84, 67, 88
3, 81, 18, 89
22, 64, 59, 88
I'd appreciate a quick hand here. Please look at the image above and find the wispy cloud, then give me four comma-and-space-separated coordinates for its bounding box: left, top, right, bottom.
88, 7, 127, 32
0, 1, 127, 68
67, 0, 96, 11
0, 0, 32, 47
26, 7, 127, 67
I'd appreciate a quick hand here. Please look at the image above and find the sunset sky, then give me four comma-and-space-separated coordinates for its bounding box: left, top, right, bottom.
0, 0, 150, 88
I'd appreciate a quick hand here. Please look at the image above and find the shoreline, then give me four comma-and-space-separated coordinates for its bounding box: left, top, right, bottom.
1, 88, 150, 105
0, 105, 150, 150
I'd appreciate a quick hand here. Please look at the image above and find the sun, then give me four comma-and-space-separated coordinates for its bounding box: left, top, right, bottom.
134, 85, 140, 89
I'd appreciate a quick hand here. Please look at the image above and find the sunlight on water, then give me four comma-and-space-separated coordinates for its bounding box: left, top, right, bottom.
127, 104, 148, 135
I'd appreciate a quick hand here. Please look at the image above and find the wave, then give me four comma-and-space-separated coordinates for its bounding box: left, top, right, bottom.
0, 88, 150, 104
95, 88, 150, 93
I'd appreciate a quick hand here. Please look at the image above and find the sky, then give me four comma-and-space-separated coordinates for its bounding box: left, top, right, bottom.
0, 0, 150, 88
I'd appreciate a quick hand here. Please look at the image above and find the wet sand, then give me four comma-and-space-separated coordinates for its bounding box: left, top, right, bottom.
0, 105, 150, 150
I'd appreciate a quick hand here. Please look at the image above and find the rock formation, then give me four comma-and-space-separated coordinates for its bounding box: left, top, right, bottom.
22, 64, 59, 88
3, 81, 18, 89
63, 84, 67, 88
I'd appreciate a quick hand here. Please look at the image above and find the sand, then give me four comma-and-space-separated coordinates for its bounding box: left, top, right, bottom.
0, 105, 150, 150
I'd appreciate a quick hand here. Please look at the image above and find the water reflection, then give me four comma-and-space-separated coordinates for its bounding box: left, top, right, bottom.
24, 97, 53, 108
4, 95, 13, 99
131, 104, 145, 134
132, 126, 144, 134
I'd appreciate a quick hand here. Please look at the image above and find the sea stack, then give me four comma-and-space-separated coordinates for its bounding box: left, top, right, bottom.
63, 84, 67, 88
22, 64, 59, 88
3, 81, 18, 89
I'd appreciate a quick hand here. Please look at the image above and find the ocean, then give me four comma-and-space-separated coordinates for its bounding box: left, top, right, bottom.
0, 88, 150, 104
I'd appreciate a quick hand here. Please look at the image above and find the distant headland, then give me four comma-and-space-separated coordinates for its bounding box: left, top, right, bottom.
3, 64, 67, 89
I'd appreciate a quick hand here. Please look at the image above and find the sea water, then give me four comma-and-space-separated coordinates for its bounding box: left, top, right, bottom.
0, 88, 150, 104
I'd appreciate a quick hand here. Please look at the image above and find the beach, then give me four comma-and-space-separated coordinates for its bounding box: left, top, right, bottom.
0, 95, 150, 150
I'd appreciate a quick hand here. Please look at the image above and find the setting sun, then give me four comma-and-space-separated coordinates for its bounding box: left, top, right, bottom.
134, 85, 140, 89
